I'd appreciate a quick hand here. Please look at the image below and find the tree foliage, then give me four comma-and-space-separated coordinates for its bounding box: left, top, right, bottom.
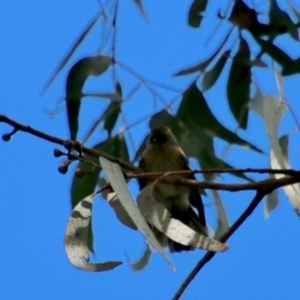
1, 0, 300, 298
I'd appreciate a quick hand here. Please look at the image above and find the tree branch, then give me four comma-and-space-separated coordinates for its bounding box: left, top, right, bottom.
2, 114, 300, 191
0, 114, 138, 172
173, 190, 268, 300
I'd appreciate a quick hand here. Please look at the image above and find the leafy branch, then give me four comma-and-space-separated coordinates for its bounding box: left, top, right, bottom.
1, 113, 300, 191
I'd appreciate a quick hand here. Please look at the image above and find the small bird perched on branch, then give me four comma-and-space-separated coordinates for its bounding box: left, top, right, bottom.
138, 125, 208, 252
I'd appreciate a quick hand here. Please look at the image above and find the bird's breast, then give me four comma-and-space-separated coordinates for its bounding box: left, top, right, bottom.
142, 144, 188, 198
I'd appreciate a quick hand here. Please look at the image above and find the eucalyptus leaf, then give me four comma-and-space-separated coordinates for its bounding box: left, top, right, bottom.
71, 134, 129, 252
251, 93, 300, 214
202, 51, 229, 92
64, 194, 122, 272
66, 55, 111, 140
229, 1, 267, 36
100, 157, 175, 271
174, 29, 232, 76
264, 173, 279, 219
130, 245, 152, 271
268, 0, 299, 41
188, 0, 208, 28
227, 38, 251, 129
132, 0, 147, 19
255, 37, 300, 76
137, 185, 229, 252
107, 192, 137, 230
43, 12, 103, 92
211, 191, 230, 239
178, 82, 262, 153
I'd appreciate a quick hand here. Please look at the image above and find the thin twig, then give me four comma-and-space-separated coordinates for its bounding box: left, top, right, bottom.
173, 190, 267, 300
135, 174, 300, 192
0, 114, 137, 172
128, 168, 300, 177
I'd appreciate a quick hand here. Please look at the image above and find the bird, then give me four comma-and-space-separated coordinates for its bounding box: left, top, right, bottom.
138, 125, 208, 252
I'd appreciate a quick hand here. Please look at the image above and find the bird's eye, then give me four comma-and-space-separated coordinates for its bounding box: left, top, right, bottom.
150, 133, 167, 144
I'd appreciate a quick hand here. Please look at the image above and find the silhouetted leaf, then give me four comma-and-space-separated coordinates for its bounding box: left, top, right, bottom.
229, 1, 268, 36
174, 29, 232, 76
66, 55, 111, 140
188, 0, 208, 28
269, 0, 299, 41
178, 82, 261, 152
133, 135, 148, 164
103, 102, 121, 137
132, 0, 147, 19
289, 2, 300, 23
83, 101, 122, 145
227, 38, 250, 129
43, 12, 103, 92
202, 51, 229, 91
255, 37, 300, 76
103, 82, 122, 136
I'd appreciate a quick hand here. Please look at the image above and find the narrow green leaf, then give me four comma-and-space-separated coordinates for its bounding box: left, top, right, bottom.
289, 2, 300, 23
104, 82, 122, 136
188, 0, 208, 28
202, 51, 229, 91
255, 37, 300, 76
82, 100, 122, 145
227, 38, 251, 129
178, 82, 262, 152
43, 12, 102, 92
229, 1, 268, 36
268, 0, 299, 41
103, 102, 121, 137
66, 55, 111, 140
132, 0, 147, 19
174, 29, 232, 77
211, 191, 230, 239
130, 245, 152, 271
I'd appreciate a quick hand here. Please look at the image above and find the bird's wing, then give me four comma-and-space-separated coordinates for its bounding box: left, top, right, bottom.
179, 152, 207, 227
137, 157, 147, 190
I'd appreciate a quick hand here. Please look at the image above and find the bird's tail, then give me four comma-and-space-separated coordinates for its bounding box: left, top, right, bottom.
152, 207, 209, 253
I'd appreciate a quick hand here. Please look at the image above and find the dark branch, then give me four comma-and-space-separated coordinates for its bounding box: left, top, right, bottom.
129, 172, 300, 192
1, 114, 300, 191
173, 190, 267, 300
0, 114, 138, 172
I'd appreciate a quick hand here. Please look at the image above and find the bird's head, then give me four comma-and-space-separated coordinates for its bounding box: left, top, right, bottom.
148, 125, 178, 146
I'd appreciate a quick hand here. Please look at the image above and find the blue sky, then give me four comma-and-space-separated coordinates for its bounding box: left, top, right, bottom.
1, 1, 300, 299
